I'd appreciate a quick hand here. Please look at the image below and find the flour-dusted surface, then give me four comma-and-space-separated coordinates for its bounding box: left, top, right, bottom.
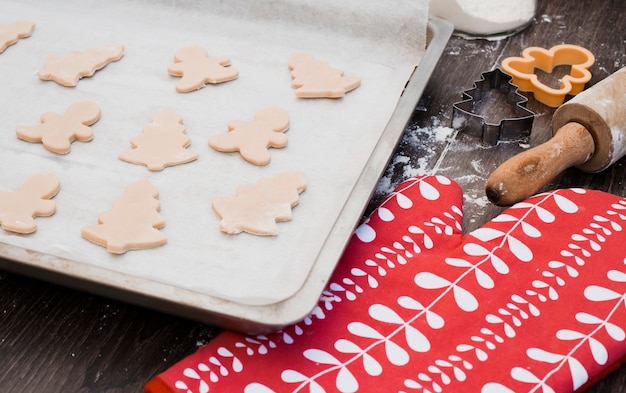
0, 0, 428, 308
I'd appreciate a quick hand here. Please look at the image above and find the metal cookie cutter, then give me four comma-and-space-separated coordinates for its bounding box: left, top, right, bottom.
452, 68, 535, 146
501, 44, 595, 108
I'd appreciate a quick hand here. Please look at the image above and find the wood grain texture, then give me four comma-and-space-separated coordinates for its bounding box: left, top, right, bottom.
485, 122, 595, 206
0, 1, 625, 392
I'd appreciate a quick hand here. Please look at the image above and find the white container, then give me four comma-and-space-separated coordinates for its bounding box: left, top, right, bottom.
429, 0, 536, 39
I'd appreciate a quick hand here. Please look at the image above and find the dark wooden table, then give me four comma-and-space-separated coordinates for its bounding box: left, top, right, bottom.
1, 1, 625, 391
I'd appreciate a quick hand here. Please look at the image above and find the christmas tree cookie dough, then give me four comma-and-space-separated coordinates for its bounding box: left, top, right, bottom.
212, 172, 306, 236
0, 173, 60, 234
38, 44, 125, 87
81, 179, 166, 254
167, 45, 238, 93
289, 53, 361, 98
16, 101, 101, 154
208, 107, 289, 166
0, 20, 35, 54
119, 111, 198, 171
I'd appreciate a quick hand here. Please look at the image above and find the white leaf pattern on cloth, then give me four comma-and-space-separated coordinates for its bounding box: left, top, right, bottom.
419, 179, 440, 200
244, 383, 276, 392
355, 223, 376, 243
470, 228, 506, 242
394, 192, 413, 209
553, 193, 579, 213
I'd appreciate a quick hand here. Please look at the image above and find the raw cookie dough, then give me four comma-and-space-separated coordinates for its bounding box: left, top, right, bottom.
16, 101, 101, 154
38, 44, 125, 87
167, 45, 238, 93
289, 53, 361, 98
0, 20, 35, 53
0, 173, 60, 234
208, 107, 289, 166
81, 178, 166, 254
119, 111, 198, 171
212, 172, 306, 236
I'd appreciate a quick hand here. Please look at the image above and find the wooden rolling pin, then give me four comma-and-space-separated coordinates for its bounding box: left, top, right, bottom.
485, 66, 626, 206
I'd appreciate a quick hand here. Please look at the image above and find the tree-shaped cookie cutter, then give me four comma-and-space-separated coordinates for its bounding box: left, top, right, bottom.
452, 68, 535, 146
501, 44, 595, 107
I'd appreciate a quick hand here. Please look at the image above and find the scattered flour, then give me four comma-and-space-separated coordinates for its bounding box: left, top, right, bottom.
434, 125, 455, 142
374, 175, 393, 197
371, 116, 502, 228
465, 193, 489, 208
374, 118, 454, 197
429, 0, 536, 37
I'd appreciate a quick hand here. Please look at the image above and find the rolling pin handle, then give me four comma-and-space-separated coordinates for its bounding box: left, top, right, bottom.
485, 122, 595, 206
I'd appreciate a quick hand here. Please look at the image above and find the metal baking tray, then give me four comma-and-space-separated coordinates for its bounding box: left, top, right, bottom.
0, 2, 452, 334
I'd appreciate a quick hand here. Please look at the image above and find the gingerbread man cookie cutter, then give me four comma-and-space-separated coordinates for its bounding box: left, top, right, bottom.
501, 44, 595, 107
452, 68, 535, 146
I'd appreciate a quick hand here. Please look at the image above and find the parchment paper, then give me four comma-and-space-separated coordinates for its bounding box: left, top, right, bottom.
0, 0, 428, 305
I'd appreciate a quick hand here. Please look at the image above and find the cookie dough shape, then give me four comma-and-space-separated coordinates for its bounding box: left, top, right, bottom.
289, 53, 361, 98
16, 101, 101, 154
212, 172, 306, 236
0, 20, 35, 53
167, 45, 238, 93
208, 107, 289, 166
0, 173, 60, 234
38, 44, 125, 87
81, 179, 166, 254
119, 111, 198, 171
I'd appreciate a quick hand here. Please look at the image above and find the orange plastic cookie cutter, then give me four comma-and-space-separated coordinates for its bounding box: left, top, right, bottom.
501, 44, 595, 107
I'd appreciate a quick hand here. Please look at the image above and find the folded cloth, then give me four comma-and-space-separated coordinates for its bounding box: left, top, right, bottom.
145, 175, 626, 392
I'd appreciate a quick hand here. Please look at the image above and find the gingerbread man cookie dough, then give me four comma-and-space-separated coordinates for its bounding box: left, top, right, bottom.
16, 101, 101, 154
81, 179, 166, 254
208, 107, 289, 166
0, 173, 60, 234
0, 20, 35, 54
167, 45, 238, 93
119, 111, 198, 171
38, 44, 125, 87
212, 172, 306, 236
289, 53, 361, 98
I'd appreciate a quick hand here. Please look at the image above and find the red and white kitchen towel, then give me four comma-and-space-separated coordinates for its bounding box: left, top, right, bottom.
145, 175, 626, 392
